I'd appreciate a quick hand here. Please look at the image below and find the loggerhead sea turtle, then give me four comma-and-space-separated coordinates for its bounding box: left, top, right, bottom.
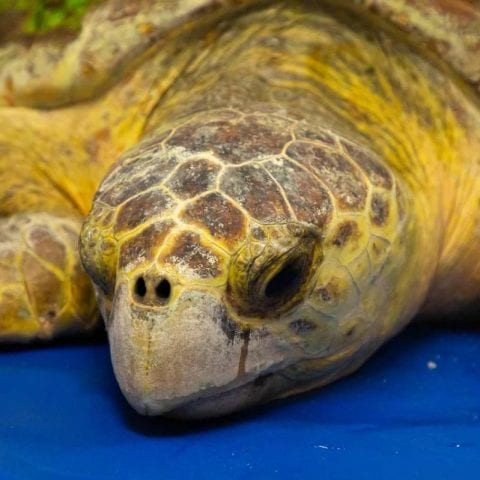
1, 0, 480, 418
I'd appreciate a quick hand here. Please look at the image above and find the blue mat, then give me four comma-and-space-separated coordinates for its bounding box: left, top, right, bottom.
0, 324, 479, 479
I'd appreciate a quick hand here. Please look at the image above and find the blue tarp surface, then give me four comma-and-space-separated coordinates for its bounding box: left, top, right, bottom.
0, 324, 479, 479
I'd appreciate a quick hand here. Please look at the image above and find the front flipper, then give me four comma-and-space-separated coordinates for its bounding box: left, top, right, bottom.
0, 213, 98, 342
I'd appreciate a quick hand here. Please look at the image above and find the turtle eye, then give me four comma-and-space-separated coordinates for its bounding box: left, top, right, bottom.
264, 258, 306, 304
227, 226, 320, 317
235, 253, 311, 316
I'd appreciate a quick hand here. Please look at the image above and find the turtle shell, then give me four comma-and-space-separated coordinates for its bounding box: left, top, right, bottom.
0, 0, 253, 108
1, 0, 479, 108
352, 0, 480, 93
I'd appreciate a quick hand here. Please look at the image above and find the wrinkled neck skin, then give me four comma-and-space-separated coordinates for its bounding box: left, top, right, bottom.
85, 1, 480, 417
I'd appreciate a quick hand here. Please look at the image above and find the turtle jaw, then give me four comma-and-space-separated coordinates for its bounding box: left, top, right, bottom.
135, 367, 292, 419
161, 370, 292, 419
107, 282, 300, 418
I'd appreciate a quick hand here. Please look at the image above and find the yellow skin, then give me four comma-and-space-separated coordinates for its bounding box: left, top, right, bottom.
1, 2, 480, 417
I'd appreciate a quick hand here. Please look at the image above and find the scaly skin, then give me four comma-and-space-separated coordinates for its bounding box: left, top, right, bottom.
0, 213, 97, 341
2, 1, 480, 415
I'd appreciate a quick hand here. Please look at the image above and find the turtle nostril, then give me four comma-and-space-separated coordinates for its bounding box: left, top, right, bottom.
132, 275, 171, 305
134, 276, 147, 298
155, 278, 171, 302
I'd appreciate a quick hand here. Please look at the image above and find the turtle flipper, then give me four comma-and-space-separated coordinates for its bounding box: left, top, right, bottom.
0, 213, 98, 343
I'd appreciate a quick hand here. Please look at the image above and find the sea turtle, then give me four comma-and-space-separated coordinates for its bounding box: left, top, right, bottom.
1, 0, 480, 418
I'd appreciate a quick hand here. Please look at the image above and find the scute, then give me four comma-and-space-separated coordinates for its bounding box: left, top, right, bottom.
286, 141, 367, 211
97, 144, 178, 206
21, 252, 64, 320
264, 158, 333, 227
294, 124, 337, 146
220, 164, 292, 224
114, 189, 175, 233
341, 140, 393, 190
27, 226, 67, 270
119, 220, 175, 270
166, 114, 292, 164
180, 192, 248, 250
369, 192, 390, 226
331, 221, 360, 248
165, 158, 221, 199
158, 231, 223, 280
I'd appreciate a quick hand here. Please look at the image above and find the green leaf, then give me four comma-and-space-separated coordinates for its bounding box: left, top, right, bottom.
0, 0, 103, 35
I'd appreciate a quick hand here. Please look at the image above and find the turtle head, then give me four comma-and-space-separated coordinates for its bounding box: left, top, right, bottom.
80, 110, 411, 418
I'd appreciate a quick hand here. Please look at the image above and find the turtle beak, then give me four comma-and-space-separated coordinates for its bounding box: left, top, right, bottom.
107, 281, 298, 418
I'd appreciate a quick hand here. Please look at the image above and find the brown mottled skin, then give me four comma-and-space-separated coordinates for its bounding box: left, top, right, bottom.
1, 1, 480, 418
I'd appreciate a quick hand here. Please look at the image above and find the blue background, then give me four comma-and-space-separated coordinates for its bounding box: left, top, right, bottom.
0, 324, 479, 479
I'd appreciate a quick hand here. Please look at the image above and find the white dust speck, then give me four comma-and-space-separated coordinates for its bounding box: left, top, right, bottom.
427, 361, 437, 370
313, 444, 344, 451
